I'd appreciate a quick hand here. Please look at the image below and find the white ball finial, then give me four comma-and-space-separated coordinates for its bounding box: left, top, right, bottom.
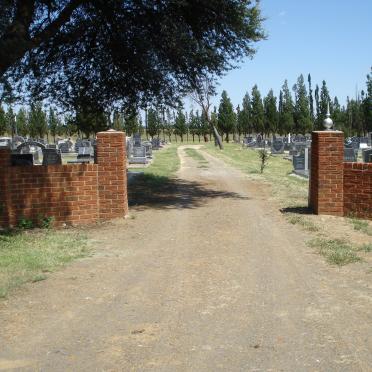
323, 102, 333, 130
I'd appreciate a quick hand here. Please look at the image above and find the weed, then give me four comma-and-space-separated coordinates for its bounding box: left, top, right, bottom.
349, 217, 372, 236
357, 244, 372, 253
257, 149, 269, 173
38, 215, 55, 229
17, 217, 34, 229
287, 215, 319, 232
307, 238, 362, 266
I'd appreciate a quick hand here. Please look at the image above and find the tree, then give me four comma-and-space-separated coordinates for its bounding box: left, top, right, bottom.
279, 80, 294, 134
218, 90, 236, 142
124, 112, 140, 136
237, 93, 251, 137
74, 105, 109, 138
1, 1, 265, 112
174, 106, 187, 142
293, 74, 312, 134
314, 80, 331, 130
48, 108, 59, 142
147, 108, 160, 139
250, 85, 264, 135
0, 105, 6, 135
308, 73, 314, 123
16, 108, 29, 137
189, 110, 198, 142
363, 67, 372, 133
112, 111, 125, 132
5, 106, 16, 137
263, 89, 278, 135
164, 108, 174, 142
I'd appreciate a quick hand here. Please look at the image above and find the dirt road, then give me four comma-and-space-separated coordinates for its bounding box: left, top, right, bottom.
1, 146, 371, 371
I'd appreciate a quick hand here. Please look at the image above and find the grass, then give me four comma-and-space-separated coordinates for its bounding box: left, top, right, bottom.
0, 230, 89, 298
184, 148, 209, 169
287, 215, 319, 232
349, 217, 372, 236
307, 238, 363, 266
203, 143, 308, 209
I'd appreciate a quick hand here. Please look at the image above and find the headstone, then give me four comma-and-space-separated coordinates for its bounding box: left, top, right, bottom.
11, 153, 33, 166
344, 148, 357, 162
359, 137, 368, 149
362, 148, 372, 163
77, 146, 93, 159
368, 132, 372, 146
133, 133, 142, 147
129, 145, 147, 164
271, 138, 284, 154
42, 148, 62, 166
293, 153, 305, 170
58, 142, 70, 153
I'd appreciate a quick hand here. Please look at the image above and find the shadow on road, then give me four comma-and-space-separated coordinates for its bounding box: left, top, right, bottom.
129, 174, 250, 211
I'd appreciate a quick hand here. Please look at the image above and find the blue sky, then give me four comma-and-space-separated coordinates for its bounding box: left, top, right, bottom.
203, 0, 372, 110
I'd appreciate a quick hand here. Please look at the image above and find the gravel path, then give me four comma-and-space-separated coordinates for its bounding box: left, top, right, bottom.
0, 145, 371, 371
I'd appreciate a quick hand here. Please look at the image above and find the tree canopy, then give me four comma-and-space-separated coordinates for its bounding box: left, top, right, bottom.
0, 0, 265, 112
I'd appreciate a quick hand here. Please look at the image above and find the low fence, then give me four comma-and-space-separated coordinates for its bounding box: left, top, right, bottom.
0, 130, 128, 228
309, 131, 372, 219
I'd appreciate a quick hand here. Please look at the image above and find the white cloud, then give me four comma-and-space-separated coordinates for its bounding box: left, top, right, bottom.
278, 10, 287, 17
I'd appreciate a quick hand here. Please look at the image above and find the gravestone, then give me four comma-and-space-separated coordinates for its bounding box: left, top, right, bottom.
151, 138, 161, 150
129, 145, 147, 164
11, 153, 33, 166
293, 153, 305, 170
42, 148, 62, 166
271, 138, 284, 154
362, 148, 372, 163
344, 148, 357, 162
77, 146, 93, 159
133, 133, 142, 147
359, 137, 369, 149
142, 141, 153, 158
368, 132, 372, 146
58, 142, 70, 153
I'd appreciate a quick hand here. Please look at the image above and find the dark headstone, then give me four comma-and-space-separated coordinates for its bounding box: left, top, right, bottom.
133, 133, 142, 147
344, 148, 357, 162
42, 149, 62, 166
11, 153, 33, 166
77, 146, 93, 159
271, 139, 284, 154
293, 153, 305, 170
362, 149, 372, 163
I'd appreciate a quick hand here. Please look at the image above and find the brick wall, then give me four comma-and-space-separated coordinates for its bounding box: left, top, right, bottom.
344, 162, 372, 219
0, 130, 128, 228
309, 130, 372, 220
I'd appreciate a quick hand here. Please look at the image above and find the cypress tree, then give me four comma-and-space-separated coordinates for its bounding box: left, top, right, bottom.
147, 108, 160, 139
263, 89, 278, 136
5, 106, 16, 137
0, 105, 6, 135
16, 108, 28, 137
279, 80, 294, 134
250, 85, 264, 135
174, 106, 187, 142
308, 74, 314, 123
293, 74, 312, 134
218, 90, 236, 142
48, 108, 59, 142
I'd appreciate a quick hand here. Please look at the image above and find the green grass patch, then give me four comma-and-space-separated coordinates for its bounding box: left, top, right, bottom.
349, 218, 372, 236
307, 238, 363, 266
287, 215, 319, 232
0, 230, 89, 298
203, 143, 308, 208
184, 148, 208, 163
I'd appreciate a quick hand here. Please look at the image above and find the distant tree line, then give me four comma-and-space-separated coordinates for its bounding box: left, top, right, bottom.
0, 103, 143, 141
1, 68, 371, 142
141, 68, 372, 142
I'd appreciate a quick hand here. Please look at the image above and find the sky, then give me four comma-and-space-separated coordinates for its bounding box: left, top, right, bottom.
199, 0, 372, 111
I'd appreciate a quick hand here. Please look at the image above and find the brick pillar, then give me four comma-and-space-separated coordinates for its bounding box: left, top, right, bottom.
96, 130, 128, 220
309, 131, 344, 216
0, 148, 11, 227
